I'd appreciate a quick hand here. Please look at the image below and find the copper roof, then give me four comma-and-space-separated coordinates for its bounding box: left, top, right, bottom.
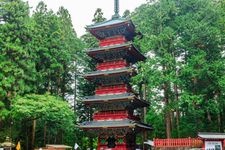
198, 132, 225, 139
84, 93, 134, 102
87, 42, 146, 63
86, 18, 136, 40
86, 18, 131, 29
83, 92, 149, 108
83, 67, 135, 78
87, 42, 133, 52
46, 144, 72, 148
0, 137, 15, 147
79, 119, 152, 130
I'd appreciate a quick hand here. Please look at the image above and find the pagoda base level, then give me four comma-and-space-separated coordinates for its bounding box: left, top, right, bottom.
97, 132, 136, 150
97, 145, 135, 150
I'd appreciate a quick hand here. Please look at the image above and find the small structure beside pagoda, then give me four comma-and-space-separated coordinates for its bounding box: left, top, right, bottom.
198, 132, 225, 150
79, 0, 152, 149
0, 137, 15, 150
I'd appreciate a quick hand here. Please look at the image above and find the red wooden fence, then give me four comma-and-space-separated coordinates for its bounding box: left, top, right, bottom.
224, 140, 225, 147
154, 138, 203, 148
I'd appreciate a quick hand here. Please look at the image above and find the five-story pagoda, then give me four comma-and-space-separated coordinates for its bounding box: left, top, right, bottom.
80, 0, 152, 149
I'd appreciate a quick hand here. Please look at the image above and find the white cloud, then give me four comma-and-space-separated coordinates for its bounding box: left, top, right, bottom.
25, 0, 147, 37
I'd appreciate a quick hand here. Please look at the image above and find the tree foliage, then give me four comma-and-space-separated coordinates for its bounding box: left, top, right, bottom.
0, 0, 36, 101
132, 0, 225, 138
31, 2, 82, 97
11, 94, 75, 148
0, 0, 82, 149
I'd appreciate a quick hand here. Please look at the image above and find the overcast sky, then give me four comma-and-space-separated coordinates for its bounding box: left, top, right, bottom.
25, 0, 147, 37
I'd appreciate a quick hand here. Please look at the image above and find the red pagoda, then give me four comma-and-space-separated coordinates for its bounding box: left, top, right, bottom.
80, 0, 152, 149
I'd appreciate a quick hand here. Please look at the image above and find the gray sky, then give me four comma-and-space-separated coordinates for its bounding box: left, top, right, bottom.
25, 0, 147, 37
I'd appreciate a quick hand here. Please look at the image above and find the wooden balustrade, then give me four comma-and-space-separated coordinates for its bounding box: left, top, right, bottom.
95, 84, 130, 95
96, 60, 127, 71
93, 110, 139, 121
154, 138, 203, 148
99, 36, 127, 47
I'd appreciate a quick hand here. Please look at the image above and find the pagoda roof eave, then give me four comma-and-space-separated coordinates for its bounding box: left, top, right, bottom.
79, 119, 152, 130
86, 42, 146, 62
83, 67, 134, 78
84, 93, 135, 102
86, 17, 137, 40
86, 42, 132, 52
86, 18, 133, 29
83, 93, 149, 108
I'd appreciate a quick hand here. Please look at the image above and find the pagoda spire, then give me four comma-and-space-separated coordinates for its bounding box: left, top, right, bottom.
112, 0, 120, 19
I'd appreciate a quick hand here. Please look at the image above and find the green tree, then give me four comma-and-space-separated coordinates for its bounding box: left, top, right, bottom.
29, 2, 83, 149
11, 94, 75, 150
57, 6, 83, 98
92, 8, 106, 23
122, 10, 131, 18
31, 2, 82, 98
132, 0, 224, 138
0, 0, 36, 101
0, 0, 36, 142
0, 1, 83, 148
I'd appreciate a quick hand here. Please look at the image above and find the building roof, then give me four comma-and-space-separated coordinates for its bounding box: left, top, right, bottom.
84, 68, 134, 85
84, 92, 149, 107
87, 42, 146, 63
87, 42, 132, 52
198, 132, 225, 139
86, 18, 136, 40
84, 67, 135, 78
0, 137, 15, 147
86, 18, 130, 29
46, 144, 72, 148
144, 140, 154, 146
84, 92, 134, 102
79, 119, 152, 130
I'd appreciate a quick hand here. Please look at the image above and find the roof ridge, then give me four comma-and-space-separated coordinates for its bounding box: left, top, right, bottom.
198, 132, 225, 135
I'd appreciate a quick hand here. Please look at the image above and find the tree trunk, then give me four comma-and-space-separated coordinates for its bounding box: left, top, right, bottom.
74, 65, 77, 115
25, 122, 29, 150
165, 111, 171, 138
62, 63, 68, 99
47, 72, 51, 92
47, 131, 50, 144
26, 134, 29, 150
217, 113, 221, 132
170, 111, 174, 134
174, 84, 180, 137
44, 123, 46, 146
143, 83, 147, 123
164, 83, 171, 138
207, 110, 212, 122
31, 119, 36, 150
142, 83, 147, 149
61, 131, 63, 144
57, 77, 61, 95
